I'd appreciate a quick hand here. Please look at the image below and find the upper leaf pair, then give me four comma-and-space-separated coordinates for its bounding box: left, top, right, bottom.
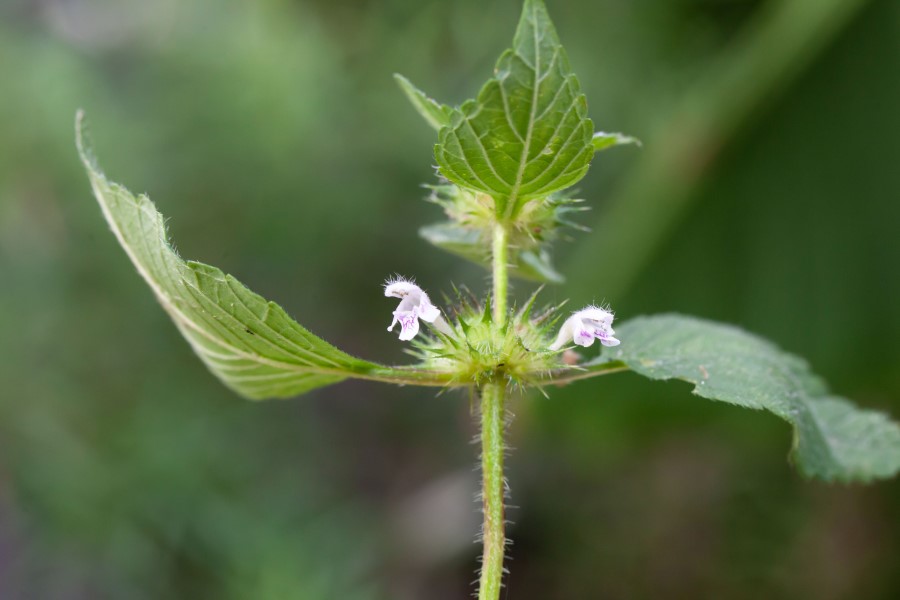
397, 0, 637, 282
402, 0, 592, 219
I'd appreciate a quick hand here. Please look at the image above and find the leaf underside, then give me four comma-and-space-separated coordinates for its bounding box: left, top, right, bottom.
434, 0, 594, 214
76, 112, 454, 400
589, 314, 900, 482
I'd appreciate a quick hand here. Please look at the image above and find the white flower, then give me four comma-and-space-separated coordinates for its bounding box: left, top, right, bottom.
384, 277, 445, 341
549, 305, 620, 351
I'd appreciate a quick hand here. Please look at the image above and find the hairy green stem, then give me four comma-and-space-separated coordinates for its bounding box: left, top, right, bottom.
491, 222, 509, 326
477, 221, 511, 600
478, 380, 506, 600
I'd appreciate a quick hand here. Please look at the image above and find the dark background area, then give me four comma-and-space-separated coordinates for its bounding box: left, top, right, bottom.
1, 0, 898, 598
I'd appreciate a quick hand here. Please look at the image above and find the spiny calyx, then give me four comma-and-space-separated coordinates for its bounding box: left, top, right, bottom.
415, 295, 562, 386
383, 278, 620, 387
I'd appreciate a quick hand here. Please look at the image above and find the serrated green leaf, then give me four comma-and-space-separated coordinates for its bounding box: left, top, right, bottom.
592, 131, 641, 152
419, 222, 563, 283
586, 314, 900, 482
76, 112, 457, 400
394, 73, 451, 131
434, 0, 593, 216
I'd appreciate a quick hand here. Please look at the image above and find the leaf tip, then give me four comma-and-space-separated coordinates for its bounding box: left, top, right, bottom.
74, 109, 88, 157
75, 109, 104, 177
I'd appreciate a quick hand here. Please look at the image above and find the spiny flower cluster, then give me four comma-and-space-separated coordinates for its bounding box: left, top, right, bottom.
384, 277, 619, 386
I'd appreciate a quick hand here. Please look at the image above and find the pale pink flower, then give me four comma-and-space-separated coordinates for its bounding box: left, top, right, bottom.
549, 306, 620, 351
384, 277, 444, 341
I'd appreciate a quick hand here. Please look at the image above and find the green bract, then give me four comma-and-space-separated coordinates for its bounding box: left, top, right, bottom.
393, 74, 450, 131
592, 131, 642, 152
419, 183, 586, 283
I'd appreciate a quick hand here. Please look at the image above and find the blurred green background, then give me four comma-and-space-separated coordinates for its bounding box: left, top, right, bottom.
1, 0, 899, 598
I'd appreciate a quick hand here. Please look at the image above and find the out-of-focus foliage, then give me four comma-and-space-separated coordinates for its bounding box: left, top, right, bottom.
1, 0, 899, 598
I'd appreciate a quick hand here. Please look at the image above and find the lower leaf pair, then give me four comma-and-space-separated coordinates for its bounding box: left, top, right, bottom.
78, 112, 900, 483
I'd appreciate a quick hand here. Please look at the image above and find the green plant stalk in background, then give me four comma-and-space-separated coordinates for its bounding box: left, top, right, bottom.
77, 1, 900, 598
